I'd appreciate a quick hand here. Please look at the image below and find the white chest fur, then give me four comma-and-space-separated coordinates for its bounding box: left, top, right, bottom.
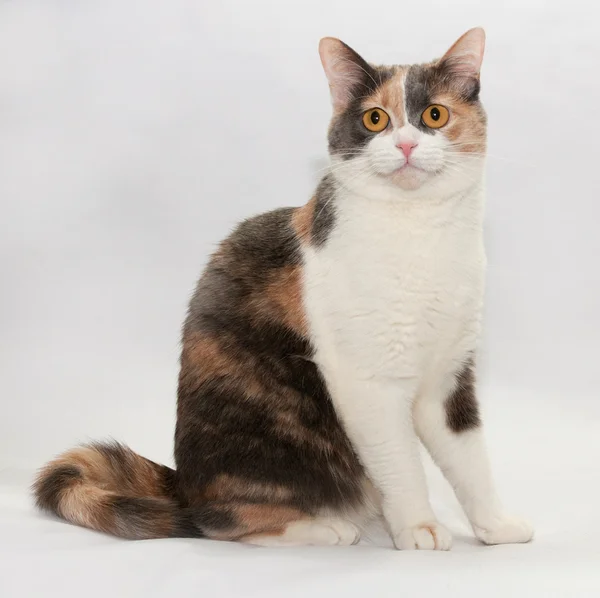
298, 183, 534, 549
302, 186, 486, 388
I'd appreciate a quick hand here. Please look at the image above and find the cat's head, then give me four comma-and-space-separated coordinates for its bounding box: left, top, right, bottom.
320, 28, 486, 200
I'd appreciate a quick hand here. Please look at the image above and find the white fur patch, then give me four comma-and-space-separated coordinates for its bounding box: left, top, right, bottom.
299, 58, 538, 546
301, 140, 534, 547
244, 518, 360, 547
301, 165, 486, 536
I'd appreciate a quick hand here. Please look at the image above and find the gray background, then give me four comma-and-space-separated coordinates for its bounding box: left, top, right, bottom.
1, 0, 598, 469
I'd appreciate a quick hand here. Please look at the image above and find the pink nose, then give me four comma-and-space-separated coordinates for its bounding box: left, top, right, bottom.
396, 142, 418, 158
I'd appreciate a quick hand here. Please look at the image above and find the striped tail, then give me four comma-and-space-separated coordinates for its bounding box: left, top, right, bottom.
33, 441, 201, 539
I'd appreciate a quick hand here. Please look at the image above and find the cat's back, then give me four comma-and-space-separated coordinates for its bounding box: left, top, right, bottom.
185, 207, 306, 339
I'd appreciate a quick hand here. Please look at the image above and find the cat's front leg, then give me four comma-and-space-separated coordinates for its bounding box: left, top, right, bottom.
332, 374, 452, 550
413, 362, 534, 546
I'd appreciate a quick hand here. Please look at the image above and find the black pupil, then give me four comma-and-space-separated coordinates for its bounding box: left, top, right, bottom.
430, 107, 440, 121
370, 111, 380, 125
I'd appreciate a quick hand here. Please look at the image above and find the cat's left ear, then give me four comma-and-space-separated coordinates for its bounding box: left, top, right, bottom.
439, 27, 486, 81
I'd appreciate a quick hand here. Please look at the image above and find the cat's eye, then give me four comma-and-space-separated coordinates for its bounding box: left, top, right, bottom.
362, 108, 390, 133
421, 105, 450, 129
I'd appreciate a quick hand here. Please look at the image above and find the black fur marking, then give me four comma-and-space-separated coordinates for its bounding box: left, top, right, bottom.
192, 503, 236, 532
34, 465, 81, 513
107, 496, 202, 539
404, 65, 436, 134
405, 62, 482, 134
445, 360, 481, 432
328, 65, 395, 157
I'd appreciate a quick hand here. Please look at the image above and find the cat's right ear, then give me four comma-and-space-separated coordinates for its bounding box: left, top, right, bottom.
319, 38, 371, 113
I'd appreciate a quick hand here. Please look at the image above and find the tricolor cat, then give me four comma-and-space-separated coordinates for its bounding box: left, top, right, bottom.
34, 28, 533, 550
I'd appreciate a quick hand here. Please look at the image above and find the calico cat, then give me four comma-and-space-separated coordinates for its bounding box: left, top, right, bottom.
34, 28, 534, 550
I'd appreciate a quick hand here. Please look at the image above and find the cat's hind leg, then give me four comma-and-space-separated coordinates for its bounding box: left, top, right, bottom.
241, 517, 360, 547
194, 502, 360, 547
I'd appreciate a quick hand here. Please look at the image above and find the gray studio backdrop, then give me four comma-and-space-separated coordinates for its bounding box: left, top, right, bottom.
1, 0, 598, 469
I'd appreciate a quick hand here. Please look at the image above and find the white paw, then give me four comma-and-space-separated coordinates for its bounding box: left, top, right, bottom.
323, 519, 361, 546
245, 518, 360, 547
474, 515, 534, 545
394, 522, 452, 551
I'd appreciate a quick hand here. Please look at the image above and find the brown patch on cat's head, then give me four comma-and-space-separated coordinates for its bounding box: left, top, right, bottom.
366, 67, 408, 127
434, 91, 486, 155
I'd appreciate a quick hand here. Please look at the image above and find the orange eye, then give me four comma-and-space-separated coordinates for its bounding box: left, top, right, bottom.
421, 105, 450, 129
362, 108, 390, 133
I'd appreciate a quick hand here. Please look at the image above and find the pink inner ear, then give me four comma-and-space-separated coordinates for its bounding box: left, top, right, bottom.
319, 37, 367, 112
441, 27, 485, 78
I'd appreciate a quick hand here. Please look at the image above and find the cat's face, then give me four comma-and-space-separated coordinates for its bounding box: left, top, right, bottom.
320, 28, 487, 200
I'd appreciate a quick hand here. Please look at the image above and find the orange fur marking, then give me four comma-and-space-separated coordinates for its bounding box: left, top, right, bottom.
436, 93, 486, 154
216, 504, 306, 540
204, 474, 292, 503
365, 67, 408, 127
292, 197, 316, 244
263, 265, 307, 336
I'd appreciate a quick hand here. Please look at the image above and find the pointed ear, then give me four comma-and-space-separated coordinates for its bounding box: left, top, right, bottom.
319, 37, 373, 112
439, 27, 486, 80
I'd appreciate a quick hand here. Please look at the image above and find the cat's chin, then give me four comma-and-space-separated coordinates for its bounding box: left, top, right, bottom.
389, 166, 429, 191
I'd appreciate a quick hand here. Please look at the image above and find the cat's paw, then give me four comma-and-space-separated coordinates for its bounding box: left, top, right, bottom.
394, 522, 452, 551
243, 518, 360, 547
322, 518, 362, 546
474, 515, 534, 545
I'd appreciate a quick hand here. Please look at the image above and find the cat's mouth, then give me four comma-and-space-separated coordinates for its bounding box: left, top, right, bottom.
388, 163, 429, 180
394, 163, 426, 173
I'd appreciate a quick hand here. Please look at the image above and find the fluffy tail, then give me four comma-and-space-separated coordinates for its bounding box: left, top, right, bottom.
33, 441, 201, 539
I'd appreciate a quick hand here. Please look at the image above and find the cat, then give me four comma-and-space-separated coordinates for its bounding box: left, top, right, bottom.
34, 27, 533, 550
